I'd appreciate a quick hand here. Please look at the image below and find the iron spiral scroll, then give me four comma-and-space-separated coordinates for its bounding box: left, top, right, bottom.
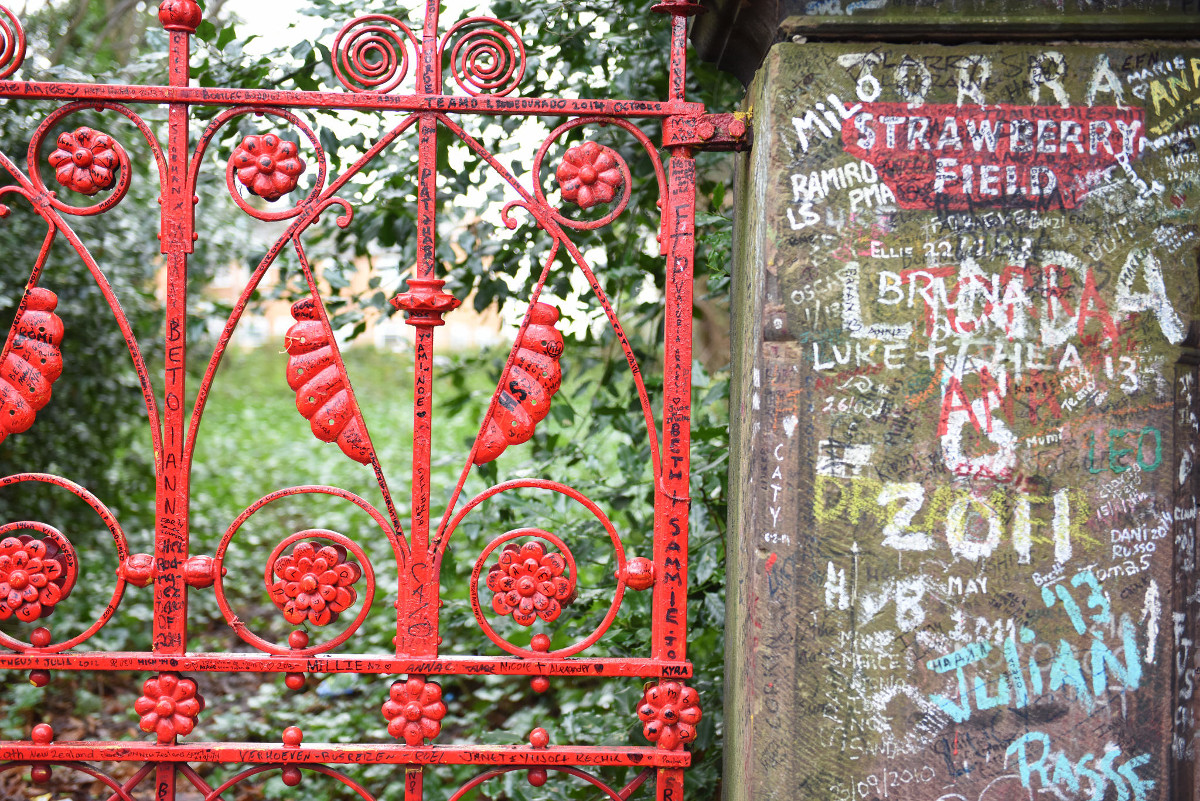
0, 0, 740, 798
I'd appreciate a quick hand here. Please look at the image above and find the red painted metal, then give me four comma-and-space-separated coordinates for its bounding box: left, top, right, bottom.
47, 127, 121, 195
0, 651, 690, 675
382, 677, 448, 744
473, 302, 564, 464
267, 536, 365, 626
557, 142, 625, 209
0, 524, 74, 621
638, 681, 703, 750
0, 288, 64, 444
485, 539, 575, 625
231, 133, 306, 202
0, 0, 740, 798
134, 673, 206, 743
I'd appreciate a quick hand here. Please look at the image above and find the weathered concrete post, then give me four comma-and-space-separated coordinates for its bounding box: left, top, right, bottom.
700, 5, 1200, 800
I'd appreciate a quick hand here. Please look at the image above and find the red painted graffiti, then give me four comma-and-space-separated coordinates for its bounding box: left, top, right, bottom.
841, 104, 1145, 210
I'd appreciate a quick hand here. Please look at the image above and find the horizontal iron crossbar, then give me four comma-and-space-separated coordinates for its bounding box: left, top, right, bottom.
0, 652, 693, 677
0, 743, 692, 767
0, 81, 703, 117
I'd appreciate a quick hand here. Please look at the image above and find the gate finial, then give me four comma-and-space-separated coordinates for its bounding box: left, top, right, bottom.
157, 0, 201, 33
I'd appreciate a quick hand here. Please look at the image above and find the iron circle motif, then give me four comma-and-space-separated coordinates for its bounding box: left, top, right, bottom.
531, 118, 639, 231
0, 761, 138, 801
215, 107, 327, 222
213, 486, 386, 656
24, 101, 168, 218
441, 17, 525, 97
0, 473, 128, 653
475, 527, 577, 628
0, 4, 25, 80
199, 763, 375, 801
0, 521, 78, 623
332, 14, 417, 94
27, 111, 131, 217
450, 478, 628, 658
447, 766, 627, 801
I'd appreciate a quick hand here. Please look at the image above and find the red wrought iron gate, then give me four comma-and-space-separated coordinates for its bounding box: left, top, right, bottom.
0, 1, 744, 800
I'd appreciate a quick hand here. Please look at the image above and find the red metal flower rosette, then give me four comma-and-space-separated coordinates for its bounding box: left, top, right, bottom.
530, 118, 651, 232
230, 133, 306, 202
216, 501, 380, 656
0, 523, 76, 623
47, 127, 120, 196
485, 540, 575, 626
134, 672, 205, 744
267, 539, 362, 626
381, 677, 446, 745
556, 141, 623, 210
637, 681, 701, 750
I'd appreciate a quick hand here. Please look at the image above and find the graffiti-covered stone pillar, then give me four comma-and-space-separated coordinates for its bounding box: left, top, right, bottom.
720, 30, 1200, 801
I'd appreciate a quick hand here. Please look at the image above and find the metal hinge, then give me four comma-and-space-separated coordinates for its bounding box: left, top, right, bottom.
664, 111, 751, 152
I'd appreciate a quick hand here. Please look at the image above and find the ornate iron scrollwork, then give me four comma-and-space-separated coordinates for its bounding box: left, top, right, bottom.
0, 0, 737, 798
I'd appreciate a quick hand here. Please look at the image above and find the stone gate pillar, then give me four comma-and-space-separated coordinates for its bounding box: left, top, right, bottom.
703, 6, 1200, 800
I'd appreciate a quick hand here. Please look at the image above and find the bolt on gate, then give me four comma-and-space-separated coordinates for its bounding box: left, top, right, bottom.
0, 1, 745, 800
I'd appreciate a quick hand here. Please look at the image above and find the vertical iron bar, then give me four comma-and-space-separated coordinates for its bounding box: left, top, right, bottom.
154, 763, 176, 801
656, 766, 685, 801
654, 0, 693, 666
668, 16, 688, 103
653, 148, 695, 663
419, 0, 440, 96
397, 0, 443, 658
401, 120, 440, 656
405, 765, 424, 801
155, 11, 197, 799
410, 115, 436, 575
155, 28, 194, 658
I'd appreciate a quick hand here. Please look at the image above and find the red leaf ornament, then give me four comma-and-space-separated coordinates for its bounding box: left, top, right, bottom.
283, 298, 372, 464
0, 288, 64, 444
474, 303, 563, 464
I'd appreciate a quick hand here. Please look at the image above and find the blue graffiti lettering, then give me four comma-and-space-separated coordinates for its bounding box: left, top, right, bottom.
1006, 733, 1155, 801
